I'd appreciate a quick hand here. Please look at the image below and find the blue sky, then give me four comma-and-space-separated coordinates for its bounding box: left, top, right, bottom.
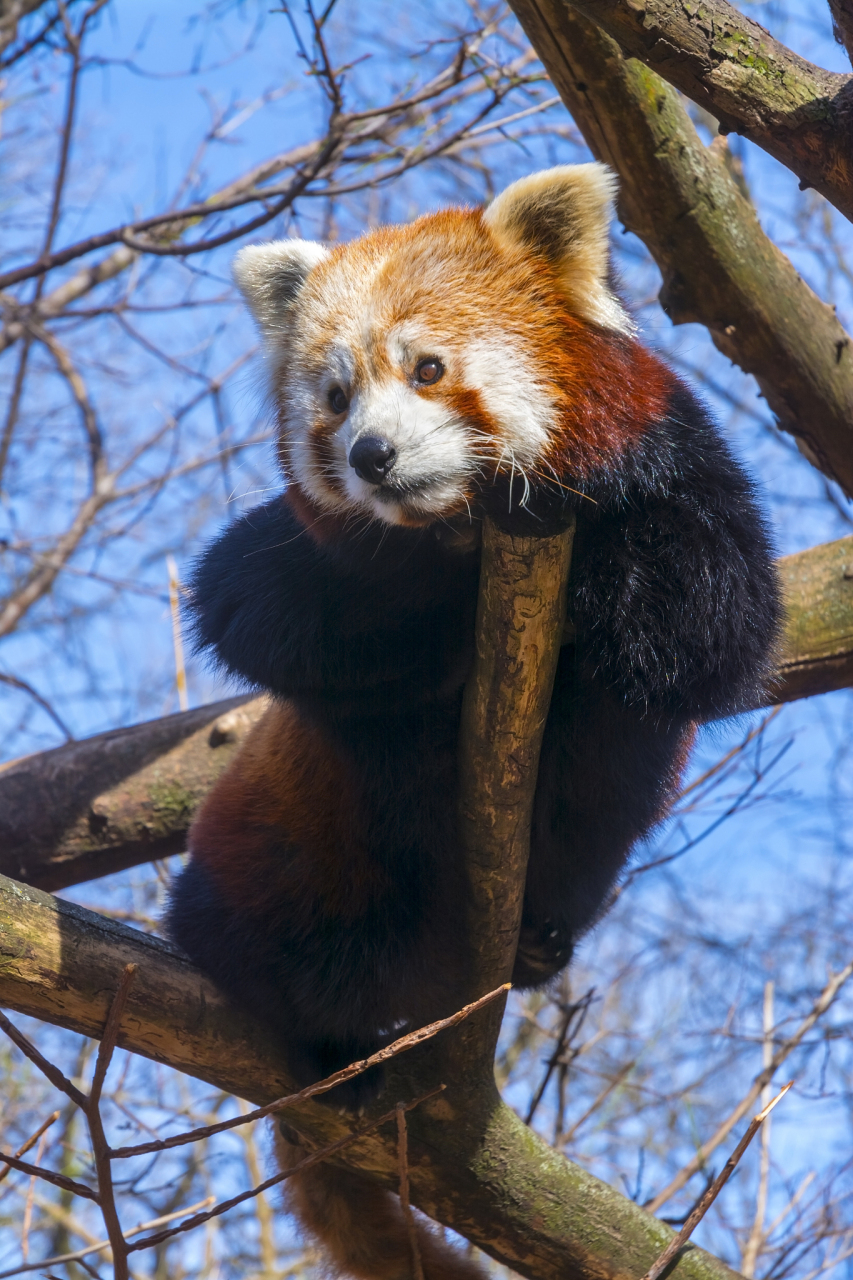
1, 0, 852, 1273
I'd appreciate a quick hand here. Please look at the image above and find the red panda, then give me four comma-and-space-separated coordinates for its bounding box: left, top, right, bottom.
168, 165, 781, 1278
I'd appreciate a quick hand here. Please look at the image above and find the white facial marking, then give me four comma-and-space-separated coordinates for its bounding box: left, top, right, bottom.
461, 339, 556, 465
343, 381, 473, 524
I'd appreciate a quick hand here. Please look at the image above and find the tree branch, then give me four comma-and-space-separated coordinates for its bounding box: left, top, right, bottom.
0, 694, 267, 889
558, 0, 853, 223
1, 536, 850, 894
0, 873, 745, 1280
506, 0, 853, 492
455, 517, 575, 1065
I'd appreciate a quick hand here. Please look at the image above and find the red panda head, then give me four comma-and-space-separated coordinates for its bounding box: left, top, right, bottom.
234, 165, 670, 528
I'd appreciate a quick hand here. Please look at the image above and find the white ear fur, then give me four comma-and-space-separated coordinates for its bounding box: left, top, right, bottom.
484, 164, 632, 333
233, 239, 329, 340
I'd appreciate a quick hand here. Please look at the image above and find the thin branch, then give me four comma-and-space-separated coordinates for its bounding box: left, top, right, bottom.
84, 965, 138, 1280
0, 673, 74, 741
646, 963, 853, 1214
0, 1197, 216, 1279
0, 1112, 60, 1186
125, 1086, 446, 1254
89, 963, 137, 1106
0, 1011, 88, 1109
0, 1153, 97, 1203
561, 1059, 636, 1146
29, 322, 106, 484
396, 1104, 426, 1280
109, 984, 509, 1159
643, 1084, 793, 1280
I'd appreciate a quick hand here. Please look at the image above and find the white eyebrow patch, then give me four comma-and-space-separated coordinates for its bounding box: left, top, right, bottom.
461, 338, 557, 465
385, 322, 450, 372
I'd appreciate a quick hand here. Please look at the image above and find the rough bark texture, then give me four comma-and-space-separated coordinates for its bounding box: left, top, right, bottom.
0, 695, 267, 889
560, 0, 853, 223
0, 0, 50, 57
454, 517, 575, 1066
0, 537, 850, 894
0, 873, 745, 1280
771, 535, 853, 703
507, 0, 853, 492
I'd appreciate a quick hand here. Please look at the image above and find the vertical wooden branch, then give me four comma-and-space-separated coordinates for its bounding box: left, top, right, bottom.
455, 515, 575, 1062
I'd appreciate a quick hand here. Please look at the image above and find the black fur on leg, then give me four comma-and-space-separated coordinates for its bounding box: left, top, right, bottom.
515, 655, 694, 989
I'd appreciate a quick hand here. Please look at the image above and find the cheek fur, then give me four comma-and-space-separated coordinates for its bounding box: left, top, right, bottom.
528, 318, 679, 480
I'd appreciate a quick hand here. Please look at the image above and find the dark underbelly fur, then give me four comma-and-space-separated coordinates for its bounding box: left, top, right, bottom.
168, 385, 782, 1104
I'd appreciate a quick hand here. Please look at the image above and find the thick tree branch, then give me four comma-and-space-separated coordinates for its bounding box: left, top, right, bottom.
455, 517, 575, 1067
507, 0, 853, 492
770, 535, 853, 703
0, 0, 53, 58
0, 874, 745, 1280
1, 536, 850, 894
559, 0, 853, 223
0, 695, 268, 889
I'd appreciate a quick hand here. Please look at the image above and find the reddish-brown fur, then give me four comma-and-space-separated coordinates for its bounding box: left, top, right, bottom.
192, 700, 380, 922
277, 209, 675, 513
173, 175, 781, 1280
275, 1129, 486, 1280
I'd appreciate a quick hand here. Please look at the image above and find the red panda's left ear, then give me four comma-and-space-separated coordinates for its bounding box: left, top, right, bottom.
484, 164, 633, 334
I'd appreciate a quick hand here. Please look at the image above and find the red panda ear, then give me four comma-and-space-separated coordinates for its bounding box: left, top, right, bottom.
233, 240, 328, 341
483, 165, 632, 333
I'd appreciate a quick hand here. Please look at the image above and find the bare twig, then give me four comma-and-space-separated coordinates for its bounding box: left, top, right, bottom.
0, 1012, 87, 1110
561, 1059, 636, 1146
0, 1197, 216, 1279
85, 965, 138, 1280
646, 963, 853, 1213
125, 1086, 446, 1254
742, 982, 776, 1277
0, 674, 73, 741
396, 1103, 425, 1280
0, 1112, 60, 1186
109, 984, 509, 1159
643, 1084, 793, 1280
524, 989, 593, 1126
0, 1153, 97, 1203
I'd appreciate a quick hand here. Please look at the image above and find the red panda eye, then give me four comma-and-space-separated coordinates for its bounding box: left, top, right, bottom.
414, 358, 443, 386
328, 387, 349, 414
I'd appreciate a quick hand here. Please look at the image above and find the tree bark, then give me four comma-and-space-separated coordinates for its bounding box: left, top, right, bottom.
0, 0, 52, 58
770, 535, 853, 703
507, 0, 853, 492
1, 536, 850, 894
0, 695, 267, 889
559, 0, 853, 224
454, 517, 575, 1068
0, 872, 746, 1280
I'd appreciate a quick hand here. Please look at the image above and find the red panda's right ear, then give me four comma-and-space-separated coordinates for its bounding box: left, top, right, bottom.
233, 240, 328, 341
484, 165, 632, 334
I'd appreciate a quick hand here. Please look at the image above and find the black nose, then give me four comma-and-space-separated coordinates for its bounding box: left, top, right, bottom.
348, 436, 397, 485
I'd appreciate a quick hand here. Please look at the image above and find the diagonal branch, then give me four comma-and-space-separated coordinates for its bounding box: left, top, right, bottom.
507, 0, 853, 492
559, 0, 853, 223
0, 872, 745, 1280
